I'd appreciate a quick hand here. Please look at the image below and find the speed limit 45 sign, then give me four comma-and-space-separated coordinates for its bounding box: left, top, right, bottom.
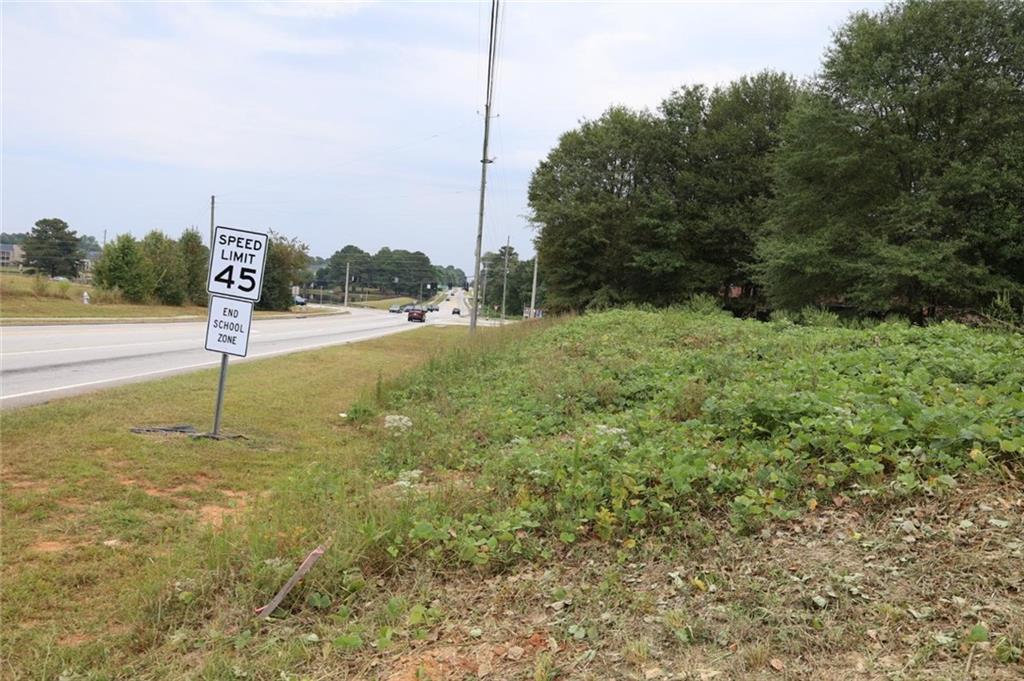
208, 226, 269, 302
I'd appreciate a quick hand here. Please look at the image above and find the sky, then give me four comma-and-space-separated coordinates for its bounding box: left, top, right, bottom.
2, 0, 881, 270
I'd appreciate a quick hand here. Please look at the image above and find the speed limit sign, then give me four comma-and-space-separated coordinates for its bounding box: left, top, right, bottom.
207, 226, 269, 302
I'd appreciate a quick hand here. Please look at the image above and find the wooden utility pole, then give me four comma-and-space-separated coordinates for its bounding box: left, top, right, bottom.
470, 0, 500, 333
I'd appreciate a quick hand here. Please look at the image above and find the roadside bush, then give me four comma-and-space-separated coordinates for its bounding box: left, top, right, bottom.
31, 275, 49, 297
682, 293, 723, 315
798, 305, 841, 327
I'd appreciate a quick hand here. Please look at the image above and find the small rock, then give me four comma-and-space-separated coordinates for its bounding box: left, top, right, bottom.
769, 658, 785, 671
102, 539, 122, 548
384, 414, 413, 431
506, 645, 525, 661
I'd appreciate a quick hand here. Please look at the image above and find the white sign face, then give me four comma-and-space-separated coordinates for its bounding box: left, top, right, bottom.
208, 226, 269, 302
205, 296, 254, 357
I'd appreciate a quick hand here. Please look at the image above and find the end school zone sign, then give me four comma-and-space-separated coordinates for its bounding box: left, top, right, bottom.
207, 226, 269, 303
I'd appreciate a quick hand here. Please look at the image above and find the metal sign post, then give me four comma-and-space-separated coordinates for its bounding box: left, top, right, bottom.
205, 226, 269, 436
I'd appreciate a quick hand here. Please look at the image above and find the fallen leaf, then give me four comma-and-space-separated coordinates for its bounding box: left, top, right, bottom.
769, 658, 785, 671
506, 645, 525, 661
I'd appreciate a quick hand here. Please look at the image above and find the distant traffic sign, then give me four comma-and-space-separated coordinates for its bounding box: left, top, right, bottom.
208, 226, 268, 302
205, 296, 254, 357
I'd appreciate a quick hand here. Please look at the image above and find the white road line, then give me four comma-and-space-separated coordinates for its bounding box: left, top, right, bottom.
0, 325, 418, 402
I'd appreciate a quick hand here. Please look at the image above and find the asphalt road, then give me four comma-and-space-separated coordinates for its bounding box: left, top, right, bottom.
0, 289, 483, 409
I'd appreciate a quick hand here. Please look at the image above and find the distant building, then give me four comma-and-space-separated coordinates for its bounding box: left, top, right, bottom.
0, 243, 25, 267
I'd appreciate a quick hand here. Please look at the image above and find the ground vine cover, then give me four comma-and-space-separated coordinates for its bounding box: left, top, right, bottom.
356, 309, 1022, 560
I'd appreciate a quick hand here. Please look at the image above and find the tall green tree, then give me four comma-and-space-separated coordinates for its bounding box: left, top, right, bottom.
325, 245, 372, 287
179, 228, 208, 306
94, 234, 154, 302
757, 0, 1024, 315
140, 230, 186, 306
258, 232, 310, 311
530, 106, 673, 311
23, 218, 82, 277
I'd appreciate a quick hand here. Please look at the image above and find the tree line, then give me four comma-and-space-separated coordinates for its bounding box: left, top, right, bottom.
476, 245, 542, 317
94, 229, 309, 311
314, 245, 467, 297
529, 0, 1024, 319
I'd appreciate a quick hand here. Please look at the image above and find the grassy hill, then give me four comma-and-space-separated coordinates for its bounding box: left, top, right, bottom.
2, 308, 1021, 679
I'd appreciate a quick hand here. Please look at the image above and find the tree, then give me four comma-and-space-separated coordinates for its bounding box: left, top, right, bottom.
23, 218, 82, 277
139, 231, 186, 306
179, 228, 208, 306
530, 107, 673, 311
757, 0, 1024, 315
529, 72, 800, 312
325, 245, 372, 287
258, 232, 310, 311
78, 234, 101, 254
94, 234, 154, 302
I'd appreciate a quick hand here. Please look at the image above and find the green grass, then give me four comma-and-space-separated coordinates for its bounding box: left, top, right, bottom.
0, 272, 334, 320
354, 296, 416, 310
3, 308, 1022, 679
0, 272, 208, 318
0, 327, 470, 679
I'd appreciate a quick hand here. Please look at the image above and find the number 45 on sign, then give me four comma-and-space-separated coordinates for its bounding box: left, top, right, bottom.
207, 226, 269, 303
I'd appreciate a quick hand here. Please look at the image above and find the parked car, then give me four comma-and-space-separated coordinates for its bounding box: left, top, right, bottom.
451, 307, 461, 316
293, 295, 307, 306
407, 306, 426, 323
388, 304, 401, 313
427, 304, 439, 312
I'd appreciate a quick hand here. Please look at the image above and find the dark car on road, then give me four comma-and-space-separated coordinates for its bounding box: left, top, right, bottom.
451, 307, 461, 316
427, 304, 439, 312
407, 306, 426, 323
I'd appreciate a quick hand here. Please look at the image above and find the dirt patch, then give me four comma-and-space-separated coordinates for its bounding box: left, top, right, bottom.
1, 475, 51, 491
198, 491, 248, 528
31, 540, 73, 553
59, 633, 94, 647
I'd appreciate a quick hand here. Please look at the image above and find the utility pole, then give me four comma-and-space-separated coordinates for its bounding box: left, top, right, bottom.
529, 253, 539, 319
344, 261, 350, 306
102, 229, 107, 247
209, 195, 216, 246
470, 0, 500, 334
500, 235, 510, 324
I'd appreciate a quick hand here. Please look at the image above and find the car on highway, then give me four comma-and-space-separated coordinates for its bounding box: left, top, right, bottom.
401, 304, 414, 313
427, 304, 439, 312
388, 304, 401, 313
451, 307, 460, 316
407, 306, 426, 323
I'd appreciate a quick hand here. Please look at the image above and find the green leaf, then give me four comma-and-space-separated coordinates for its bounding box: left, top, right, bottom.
967, 625, 989, 643
332, 633, 363, 650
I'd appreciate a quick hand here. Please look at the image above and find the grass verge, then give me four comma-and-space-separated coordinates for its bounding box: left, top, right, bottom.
0, 327, 469, 680
3, 308, 1022, 679
353, 297, 417, 311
